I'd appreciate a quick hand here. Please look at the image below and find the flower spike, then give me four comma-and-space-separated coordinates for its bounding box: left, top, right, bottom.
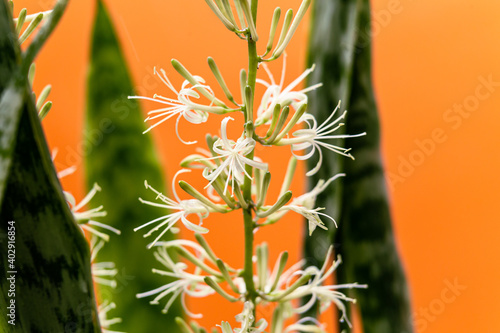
133, 1, 366, 328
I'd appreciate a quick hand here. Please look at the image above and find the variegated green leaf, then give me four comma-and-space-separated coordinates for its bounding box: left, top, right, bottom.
0, 2, 100, 331
306, 0, 413, 332
85, 1, 182, 331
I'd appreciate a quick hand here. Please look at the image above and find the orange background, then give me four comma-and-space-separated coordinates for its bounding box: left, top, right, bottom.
14, 0, 500, 332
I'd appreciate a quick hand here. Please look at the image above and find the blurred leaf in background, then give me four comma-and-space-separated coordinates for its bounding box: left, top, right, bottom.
306, 0, 413, 332
303, 0, 361, 316
85, 1, 182, 331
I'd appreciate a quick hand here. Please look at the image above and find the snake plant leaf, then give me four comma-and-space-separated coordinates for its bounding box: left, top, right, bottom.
85, 1, 182, 332
1, 0, 69, 202
0, 84, 101, 333
305, 0, 413, 331
303, 0, 361, 316
0, 0, 22, 203
335, 0, 413, 331
0, 3, 100, 329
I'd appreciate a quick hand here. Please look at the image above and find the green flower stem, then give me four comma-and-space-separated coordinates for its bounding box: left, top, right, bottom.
246, 41, 258, 90
242, 208, 257, 304
241, 9, 260, 320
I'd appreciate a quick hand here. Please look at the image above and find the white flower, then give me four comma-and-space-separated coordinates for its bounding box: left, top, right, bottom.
264, 174, 344, 235
90, 237, 118, 288
202, 117, 267, 195
217, 302, 267, 333
234, 302, 267, 333
276, 247, 367, 328
51, 148, 77, 179
258, 251, 305, 296
129, 68, 228, 144
258, 301, 324, 333
285, 205, 333, 236
283, 317, 326, 333
137, 242, 216, 318
53, 149, 120, 241
135, 170, 211, 248
98, 300, 124, 333
234, 301, 254, 333
219, 322, 233, 333
66, 183, 120, 242
67, 183, 106, 221
292, 173, 345, 209
255, 54, 322, 125
278, 101, 366, 176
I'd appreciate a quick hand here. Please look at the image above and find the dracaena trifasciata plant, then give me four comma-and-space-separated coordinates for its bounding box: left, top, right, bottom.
131, 0, 367, 331
9, 1, 125, 331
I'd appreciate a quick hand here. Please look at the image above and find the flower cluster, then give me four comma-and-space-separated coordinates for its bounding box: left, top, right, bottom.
140, 239, 365, 332
132, 0, 367, 332
136, 239, 225, 318
98, 300, 124, 333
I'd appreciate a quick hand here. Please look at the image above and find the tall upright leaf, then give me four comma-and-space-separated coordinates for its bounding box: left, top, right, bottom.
306, 0, 413, 331
303, 0, 361, 315
85, 1, 181, 331
0, 0, 22, 203
335, 0, 413, 331
1, 84, 101, 333
0, 1, 100, 331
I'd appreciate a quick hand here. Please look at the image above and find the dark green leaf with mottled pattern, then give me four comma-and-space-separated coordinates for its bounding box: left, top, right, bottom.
1, 2, 100, 331
306, 0, 413, 331
85, 1, 182, 332
303, 0, 361, 317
